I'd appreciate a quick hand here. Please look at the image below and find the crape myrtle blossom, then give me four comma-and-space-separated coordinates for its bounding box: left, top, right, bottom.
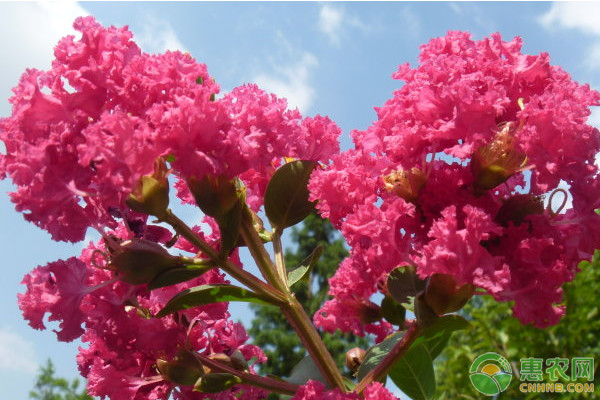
19, 223, 267, 400
310, 31, 600, 333
6, 16, 342, 400
291, 381, 397, 400
0, 16, 340, 242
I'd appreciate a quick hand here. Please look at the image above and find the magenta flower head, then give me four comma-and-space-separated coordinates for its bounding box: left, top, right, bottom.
0, 16, 340, 242
310, 31, 600, 332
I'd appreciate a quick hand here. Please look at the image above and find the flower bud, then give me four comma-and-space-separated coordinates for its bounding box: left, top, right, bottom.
186, 175, 242, 220
193, 373, 242, 393
345, 347, 366, 372
383, 167, 427, 204
357, 299, 382, 324
494, 194, 543, 227
126, 157, 170, 219
472, 122, 527, 194
424, 273, 474, 315
156, 349, 204, 386
203, 350, 248, 373
109, 238, 180, 285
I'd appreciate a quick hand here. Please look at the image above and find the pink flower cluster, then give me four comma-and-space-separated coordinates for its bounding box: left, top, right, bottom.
19, 224, 266, 400
292, 381, 397, 400
0, 16, 340, 242
310, 31, 600, 334
5, 17, 341, 400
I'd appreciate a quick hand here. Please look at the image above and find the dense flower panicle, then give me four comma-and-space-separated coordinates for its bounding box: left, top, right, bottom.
19, 223, 265, 400
310, 31, 600, 332
0, 16, 341, 241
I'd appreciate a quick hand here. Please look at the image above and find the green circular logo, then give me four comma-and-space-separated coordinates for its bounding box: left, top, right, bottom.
469, 352, 513, 396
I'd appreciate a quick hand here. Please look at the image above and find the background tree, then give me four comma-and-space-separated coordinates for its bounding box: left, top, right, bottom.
436, 252, 600, 399
249, 213, 370, 380
30, 359, 93, 400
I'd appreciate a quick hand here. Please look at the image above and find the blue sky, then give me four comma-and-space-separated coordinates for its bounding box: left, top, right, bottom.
2, 2, 600, 399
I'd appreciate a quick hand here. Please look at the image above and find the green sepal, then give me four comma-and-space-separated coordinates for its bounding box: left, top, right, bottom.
193, 373, 242, 393
156, 349, 204, 386
126, 158, 170, 219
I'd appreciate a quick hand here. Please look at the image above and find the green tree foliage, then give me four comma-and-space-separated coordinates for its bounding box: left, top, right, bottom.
30, 359, 93, 400
248, 214, 370, 380
436, 252, 600, 399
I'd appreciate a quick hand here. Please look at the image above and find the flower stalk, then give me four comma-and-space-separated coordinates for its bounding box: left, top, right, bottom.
240, 210, 347, 392
194, 353, 299, 395
164, 209, 287, 305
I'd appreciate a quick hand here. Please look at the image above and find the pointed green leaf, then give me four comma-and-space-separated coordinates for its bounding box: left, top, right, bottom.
389, 339, 436, 400
265, 160, 317, 230
156, 284, 274, 317
422, 314, 471, 339
147, 264, 214, 290
285, 356, 328, 387
387, 266, 426, 304
421, 314, 471, 359
356, 332, 405, 381
381, 295, 406, 326
288, 245, 323, 287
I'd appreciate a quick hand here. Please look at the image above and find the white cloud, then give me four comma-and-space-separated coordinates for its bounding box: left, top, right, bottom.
539, 3, 600, 71
539, 2, 600, 36
134, 13, 187, 53
317, 3, 369, 46
0, 1, 89, 115
399, 6, 421, 38
318, 4, 344, 45
0, 328, 38, 374
253, 52, 318, 113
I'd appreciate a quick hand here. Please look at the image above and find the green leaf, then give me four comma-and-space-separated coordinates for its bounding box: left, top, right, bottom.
381, 295, 406, 326
421, 315, 471, 359
156, 284, 274, 317
422, 314, 471, 339
356, 332, 405, 381
287, 245, 323, 287
343, 377, 356, 391
265, 160, 317, 230
389, 338, 436, 400
387, 266, 426, 304
147, 264, 214, 290
285, 356, 328, 387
